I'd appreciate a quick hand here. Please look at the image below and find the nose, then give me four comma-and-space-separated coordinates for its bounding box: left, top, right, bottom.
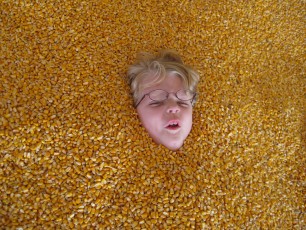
166, 99, 180, 113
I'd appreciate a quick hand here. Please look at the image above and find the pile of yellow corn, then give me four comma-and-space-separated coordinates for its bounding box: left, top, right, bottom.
1, 0, 304, 228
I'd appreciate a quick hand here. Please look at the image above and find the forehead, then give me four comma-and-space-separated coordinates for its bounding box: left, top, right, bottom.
141, 72, 185, 94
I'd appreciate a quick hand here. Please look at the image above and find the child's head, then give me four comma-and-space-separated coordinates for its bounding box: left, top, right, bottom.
127, 50, 199, 151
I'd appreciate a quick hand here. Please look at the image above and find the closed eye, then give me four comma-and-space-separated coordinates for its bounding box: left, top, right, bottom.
149, 101, 164, 106
178, 101, 190, 107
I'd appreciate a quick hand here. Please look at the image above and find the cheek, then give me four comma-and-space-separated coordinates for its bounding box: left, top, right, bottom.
137, 107, 162, 128
183, 109, 193, 128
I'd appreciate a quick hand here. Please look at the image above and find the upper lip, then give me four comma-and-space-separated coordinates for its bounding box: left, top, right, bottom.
165, 119, 181, 128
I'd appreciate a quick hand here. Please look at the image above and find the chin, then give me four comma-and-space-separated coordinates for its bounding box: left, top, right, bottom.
151, 134, 186, 151
162, 140, 184, 151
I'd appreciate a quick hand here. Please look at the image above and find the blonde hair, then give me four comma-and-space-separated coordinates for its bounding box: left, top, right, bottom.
127, 50, 200, 107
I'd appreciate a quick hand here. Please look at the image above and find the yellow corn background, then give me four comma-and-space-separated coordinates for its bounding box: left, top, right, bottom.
1, 0, 305, 228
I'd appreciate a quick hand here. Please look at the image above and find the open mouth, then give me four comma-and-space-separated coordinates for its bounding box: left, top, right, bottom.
165, 120, 181, 130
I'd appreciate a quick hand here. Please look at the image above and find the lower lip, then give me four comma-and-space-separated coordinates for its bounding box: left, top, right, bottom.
165, 126, 180, 130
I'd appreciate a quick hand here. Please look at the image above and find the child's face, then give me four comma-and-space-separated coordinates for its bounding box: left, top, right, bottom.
136, 73, 193, 151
